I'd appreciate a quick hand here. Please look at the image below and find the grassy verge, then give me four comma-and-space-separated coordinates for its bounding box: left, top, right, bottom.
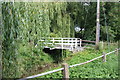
38, 42, 118, 78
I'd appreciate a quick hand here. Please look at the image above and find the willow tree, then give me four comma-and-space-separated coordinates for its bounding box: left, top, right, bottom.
2, 2, 75, 78
49, 2, 74, 37
2, 2, 51, 78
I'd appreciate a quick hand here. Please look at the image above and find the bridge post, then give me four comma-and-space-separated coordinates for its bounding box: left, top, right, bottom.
53, 38, 54, 43
62, 38, 63, 49
75, 38, 77, 49
72, 38, 73, 51
52, 38, 54, 46
80, 39, 82, 47
68, 38, 69, 44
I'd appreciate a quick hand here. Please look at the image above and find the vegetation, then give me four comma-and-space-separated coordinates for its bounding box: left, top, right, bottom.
40, 43, 118, 78
1, 2, 119, 78
41, 53, 118, 78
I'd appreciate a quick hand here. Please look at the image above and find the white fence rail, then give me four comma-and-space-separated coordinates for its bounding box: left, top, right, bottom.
39, 38, 82, 51
18, 48, 120, 80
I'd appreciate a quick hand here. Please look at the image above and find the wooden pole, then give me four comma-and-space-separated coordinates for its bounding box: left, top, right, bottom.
102, 52, 106, 62
62, 63, 69, 80
115, 48, 118, 55
96, 0, 100, 50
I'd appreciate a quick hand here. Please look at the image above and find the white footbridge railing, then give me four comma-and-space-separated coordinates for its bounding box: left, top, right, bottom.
39, 38, 82, 51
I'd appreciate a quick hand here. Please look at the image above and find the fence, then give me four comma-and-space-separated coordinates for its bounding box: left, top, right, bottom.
18, 48, 119, 80
39, 37, 96, 51
39, 38, 82, 51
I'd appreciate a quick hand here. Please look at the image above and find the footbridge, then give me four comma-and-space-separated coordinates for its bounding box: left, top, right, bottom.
39, 38, 83, 52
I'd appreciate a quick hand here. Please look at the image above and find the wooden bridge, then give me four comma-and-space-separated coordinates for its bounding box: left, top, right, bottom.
39, 38, 83, 52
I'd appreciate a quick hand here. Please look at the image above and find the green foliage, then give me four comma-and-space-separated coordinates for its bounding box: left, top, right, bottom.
68, 53, 118, 78
2, 2, 75, 78
2, 2, 119, 78
39, 47, 118, 78
100, 2, 120, 41
62, 50, 72, 58
69, 2, 120, 41
50, 33, 58, 37
49, 2, 73, 37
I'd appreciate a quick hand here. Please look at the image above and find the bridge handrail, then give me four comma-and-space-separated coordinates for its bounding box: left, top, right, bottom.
39, 38, 82, 50
40, 37, 80, 39
39, 40, 80, 42
82, 40, 95, 43
44, 43, 78, 45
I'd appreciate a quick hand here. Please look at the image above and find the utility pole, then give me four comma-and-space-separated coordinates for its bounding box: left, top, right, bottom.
96, 0, 100, 50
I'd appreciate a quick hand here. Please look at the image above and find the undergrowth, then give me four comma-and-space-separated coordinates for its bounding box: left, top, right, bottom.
38, 43, 118, 78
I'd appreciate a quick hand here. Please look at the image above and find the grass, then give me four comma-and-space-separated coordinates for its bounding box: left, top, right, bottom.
19, 42, 118, 79
68, 50, 118, 78
37, 42, 118, 78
